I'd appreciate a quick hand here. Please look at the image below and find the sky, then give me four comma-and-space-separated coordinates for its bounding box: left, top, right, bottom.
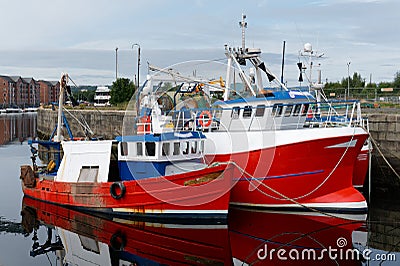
0, 0, 399, 86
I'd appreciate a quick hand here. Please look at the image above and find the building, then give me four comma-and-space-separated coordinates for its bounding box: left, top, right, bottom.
0, 75, 16, 107
23, 78, 40, 106
94, 86, 111, 106
0, 75, 59, 107
39, 80, 60, 105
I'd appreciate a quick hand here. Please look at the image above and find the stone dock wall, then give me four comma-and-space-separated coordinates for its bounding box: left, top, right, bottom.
366, 112, 400, 191
37, 108, 133, 140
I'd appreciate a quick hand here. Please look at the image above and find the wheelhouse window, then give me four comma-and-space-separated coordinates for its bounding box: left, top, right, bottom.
182, 141, 190, 155
255, 105, 266, 117
173, 142, 180, 156
191, 141, 197, 154
162, 142, 170, 156
243, 106, 252, 118
293, 104, 301, 116
120, 142, 128, 156
199, 140, 205, 153
284, 105, 293, 117
272, 104, 283, 117
136, 142, 143, 156
145, 142, 155, 156
231, 106, 240, 119
301, 104, 310, 116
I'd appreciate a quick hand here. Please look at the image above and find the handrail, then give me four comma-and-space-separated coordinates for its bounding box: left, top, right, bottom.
154, 99, 365, 133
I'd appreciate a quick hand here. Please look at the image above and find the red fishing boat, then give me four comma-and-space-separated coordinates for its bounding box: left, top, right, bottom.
20, 74, 233, 222
137, 15, 369, 213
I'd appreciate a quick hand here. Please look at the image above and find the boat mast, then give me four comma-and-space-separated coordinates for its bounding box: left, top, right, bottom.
55, 74, 68, 142
239, 13, 247, 51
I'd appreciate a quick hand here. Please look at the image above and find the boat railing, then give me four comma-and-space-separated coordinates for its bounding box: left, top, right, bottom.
161, 99, 365, 133
306, 99, 364, 128
169, 108, 221, 132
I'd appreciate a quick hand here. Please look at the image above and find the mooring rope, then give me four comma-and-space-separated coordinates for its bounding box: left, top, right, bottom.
212, 160, 363, 221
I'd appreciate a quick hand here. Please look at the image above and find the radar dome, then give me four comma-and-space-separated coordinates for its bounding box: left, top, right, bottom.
304, 43, 312, 52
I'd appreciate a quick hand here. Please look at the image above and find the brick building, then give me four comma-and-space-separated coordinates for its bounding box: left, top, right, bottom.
23, 78, 40, 106
0, 75, 16, 107
38, 80, 60, 105
0, 75, 59, 107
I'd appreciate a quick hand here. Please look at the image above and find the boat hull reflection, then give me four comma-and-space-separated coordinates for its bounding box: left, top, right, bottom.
21, 196, 231, 266
229, 207, 366, 265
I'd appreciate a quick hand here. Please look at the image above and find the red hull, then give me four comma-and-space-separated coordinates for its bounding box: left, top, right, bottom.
353, 149, 369, 188
229, 207, 365, 265
205, 133, 368, 212
21, 197, 232, 265
22, 164, 233, 220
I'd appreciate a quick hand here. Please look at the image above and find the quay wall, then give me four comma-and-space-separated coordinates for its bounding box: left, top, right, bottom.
366, 112, 400, 191
36, 108, 132, 140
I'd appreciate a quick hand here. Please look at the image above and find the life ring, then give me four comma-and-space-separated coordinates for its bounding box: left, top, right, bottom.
110, 182, 126, 200
199, 110, 212, 127
110, 231, 127, 251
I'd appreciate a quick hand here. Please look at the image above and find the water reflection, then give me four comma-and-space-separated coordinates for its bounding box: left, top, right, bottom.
0, 113, 36, 145
21, 197, 231, 265
21, 197, 376, 265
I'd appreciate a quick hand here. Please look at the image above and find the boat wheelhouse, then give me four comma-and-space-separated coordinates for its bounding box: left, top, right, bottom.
116, 131, 206, 180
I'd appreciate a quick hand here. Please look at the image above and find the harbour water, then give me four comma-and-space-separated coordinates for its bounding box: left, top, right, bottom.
1, 114, 399, 265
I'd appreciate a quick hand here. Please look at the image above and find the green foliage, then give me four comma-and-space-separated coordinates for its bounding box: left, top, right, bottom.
110, 78, 136, 105
341, 72, 365, 88
393, 71, 400, 88
72, 86, 96, 102
378, 81, 393, 88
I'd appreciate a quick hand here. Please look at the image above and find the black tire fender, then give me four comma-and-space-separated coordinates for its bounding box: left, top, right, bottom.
110, 182, 126, 200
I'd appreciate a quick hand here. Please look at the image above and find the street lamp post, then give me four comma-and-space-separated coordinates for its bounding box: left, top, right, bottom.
115, 47, 119, 80
132, 43, 141, 88
346, 61, 351, 100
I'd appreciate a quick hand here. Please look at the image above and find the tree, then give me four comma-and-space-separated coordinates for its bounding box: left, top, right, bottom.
341, 72, 365, 88
110, 78, 136, 105
393, 71, 400, 88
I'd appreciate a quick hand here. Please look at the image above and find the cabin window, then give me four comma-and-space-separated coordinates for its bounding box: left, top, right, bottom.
231, 106, 240, 119
173, 142, 180, 156
120, 142, 128, 156
162, 142, 170, 156
78, 166, 99, 182
301, 104, 310, 116
183, 141, 190, 155
145, 142, 156, 156
272, 104, 283, 117
191, 141, 197, 154
243, 106, 252, 118
137, 142, 143, 156
284, 105, 293, 117
79, 235, 100, 254
255, 105, 266, 117
199, 140, 205, 153
293, 104, 301, 116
